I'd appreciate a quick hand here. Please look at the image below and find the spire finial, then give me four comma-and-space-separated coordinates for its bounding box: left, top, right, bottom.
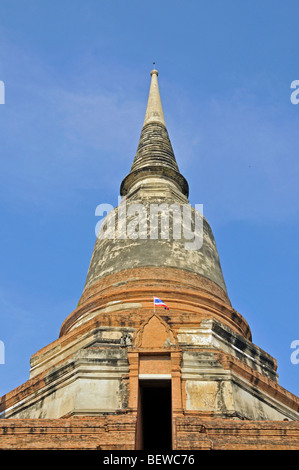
143, 64, 164, 126
150, 61, 158, 76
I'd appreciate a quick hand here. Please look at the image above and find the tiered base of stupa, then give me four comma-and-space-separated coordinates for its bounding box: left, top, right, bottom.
0, 267, 298, 449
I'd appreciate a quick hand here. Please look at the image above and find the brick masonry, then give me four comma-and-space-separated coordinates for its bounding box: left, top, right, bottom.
0, 415, 136, 450
0, 415, 298, 450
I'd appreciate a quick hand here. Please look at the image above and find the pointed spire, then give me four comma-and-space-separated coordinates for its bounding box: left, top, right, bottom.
143, 67, 166, 127
120, 67, 189, 200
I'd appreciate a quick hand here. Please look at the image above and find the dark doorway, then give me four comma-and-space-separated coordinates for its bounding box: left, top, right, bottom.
138, 380, 172, 450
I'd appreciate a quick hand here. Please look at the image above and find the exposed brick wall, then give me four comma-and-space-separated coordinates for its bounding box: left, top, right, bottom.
59, 266, 251, 339
1, 415, 299, 450
175, 416, 299, 450
0, 415, 136, 450
139, 355, 171, 375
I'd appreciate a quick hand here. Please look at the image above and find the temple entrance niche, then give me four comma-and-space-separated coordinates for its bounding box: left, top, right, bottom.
132, 314, 180, 450
138, 378, 172, 450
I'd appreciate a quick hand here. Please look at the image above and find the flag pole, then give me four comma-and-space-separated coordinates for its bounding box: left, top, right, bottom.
153, 296, 155, 313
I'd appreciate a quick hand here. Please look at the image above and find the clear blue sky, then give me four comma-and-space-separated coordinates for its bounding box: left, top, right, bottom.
0, 1, 298, 398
